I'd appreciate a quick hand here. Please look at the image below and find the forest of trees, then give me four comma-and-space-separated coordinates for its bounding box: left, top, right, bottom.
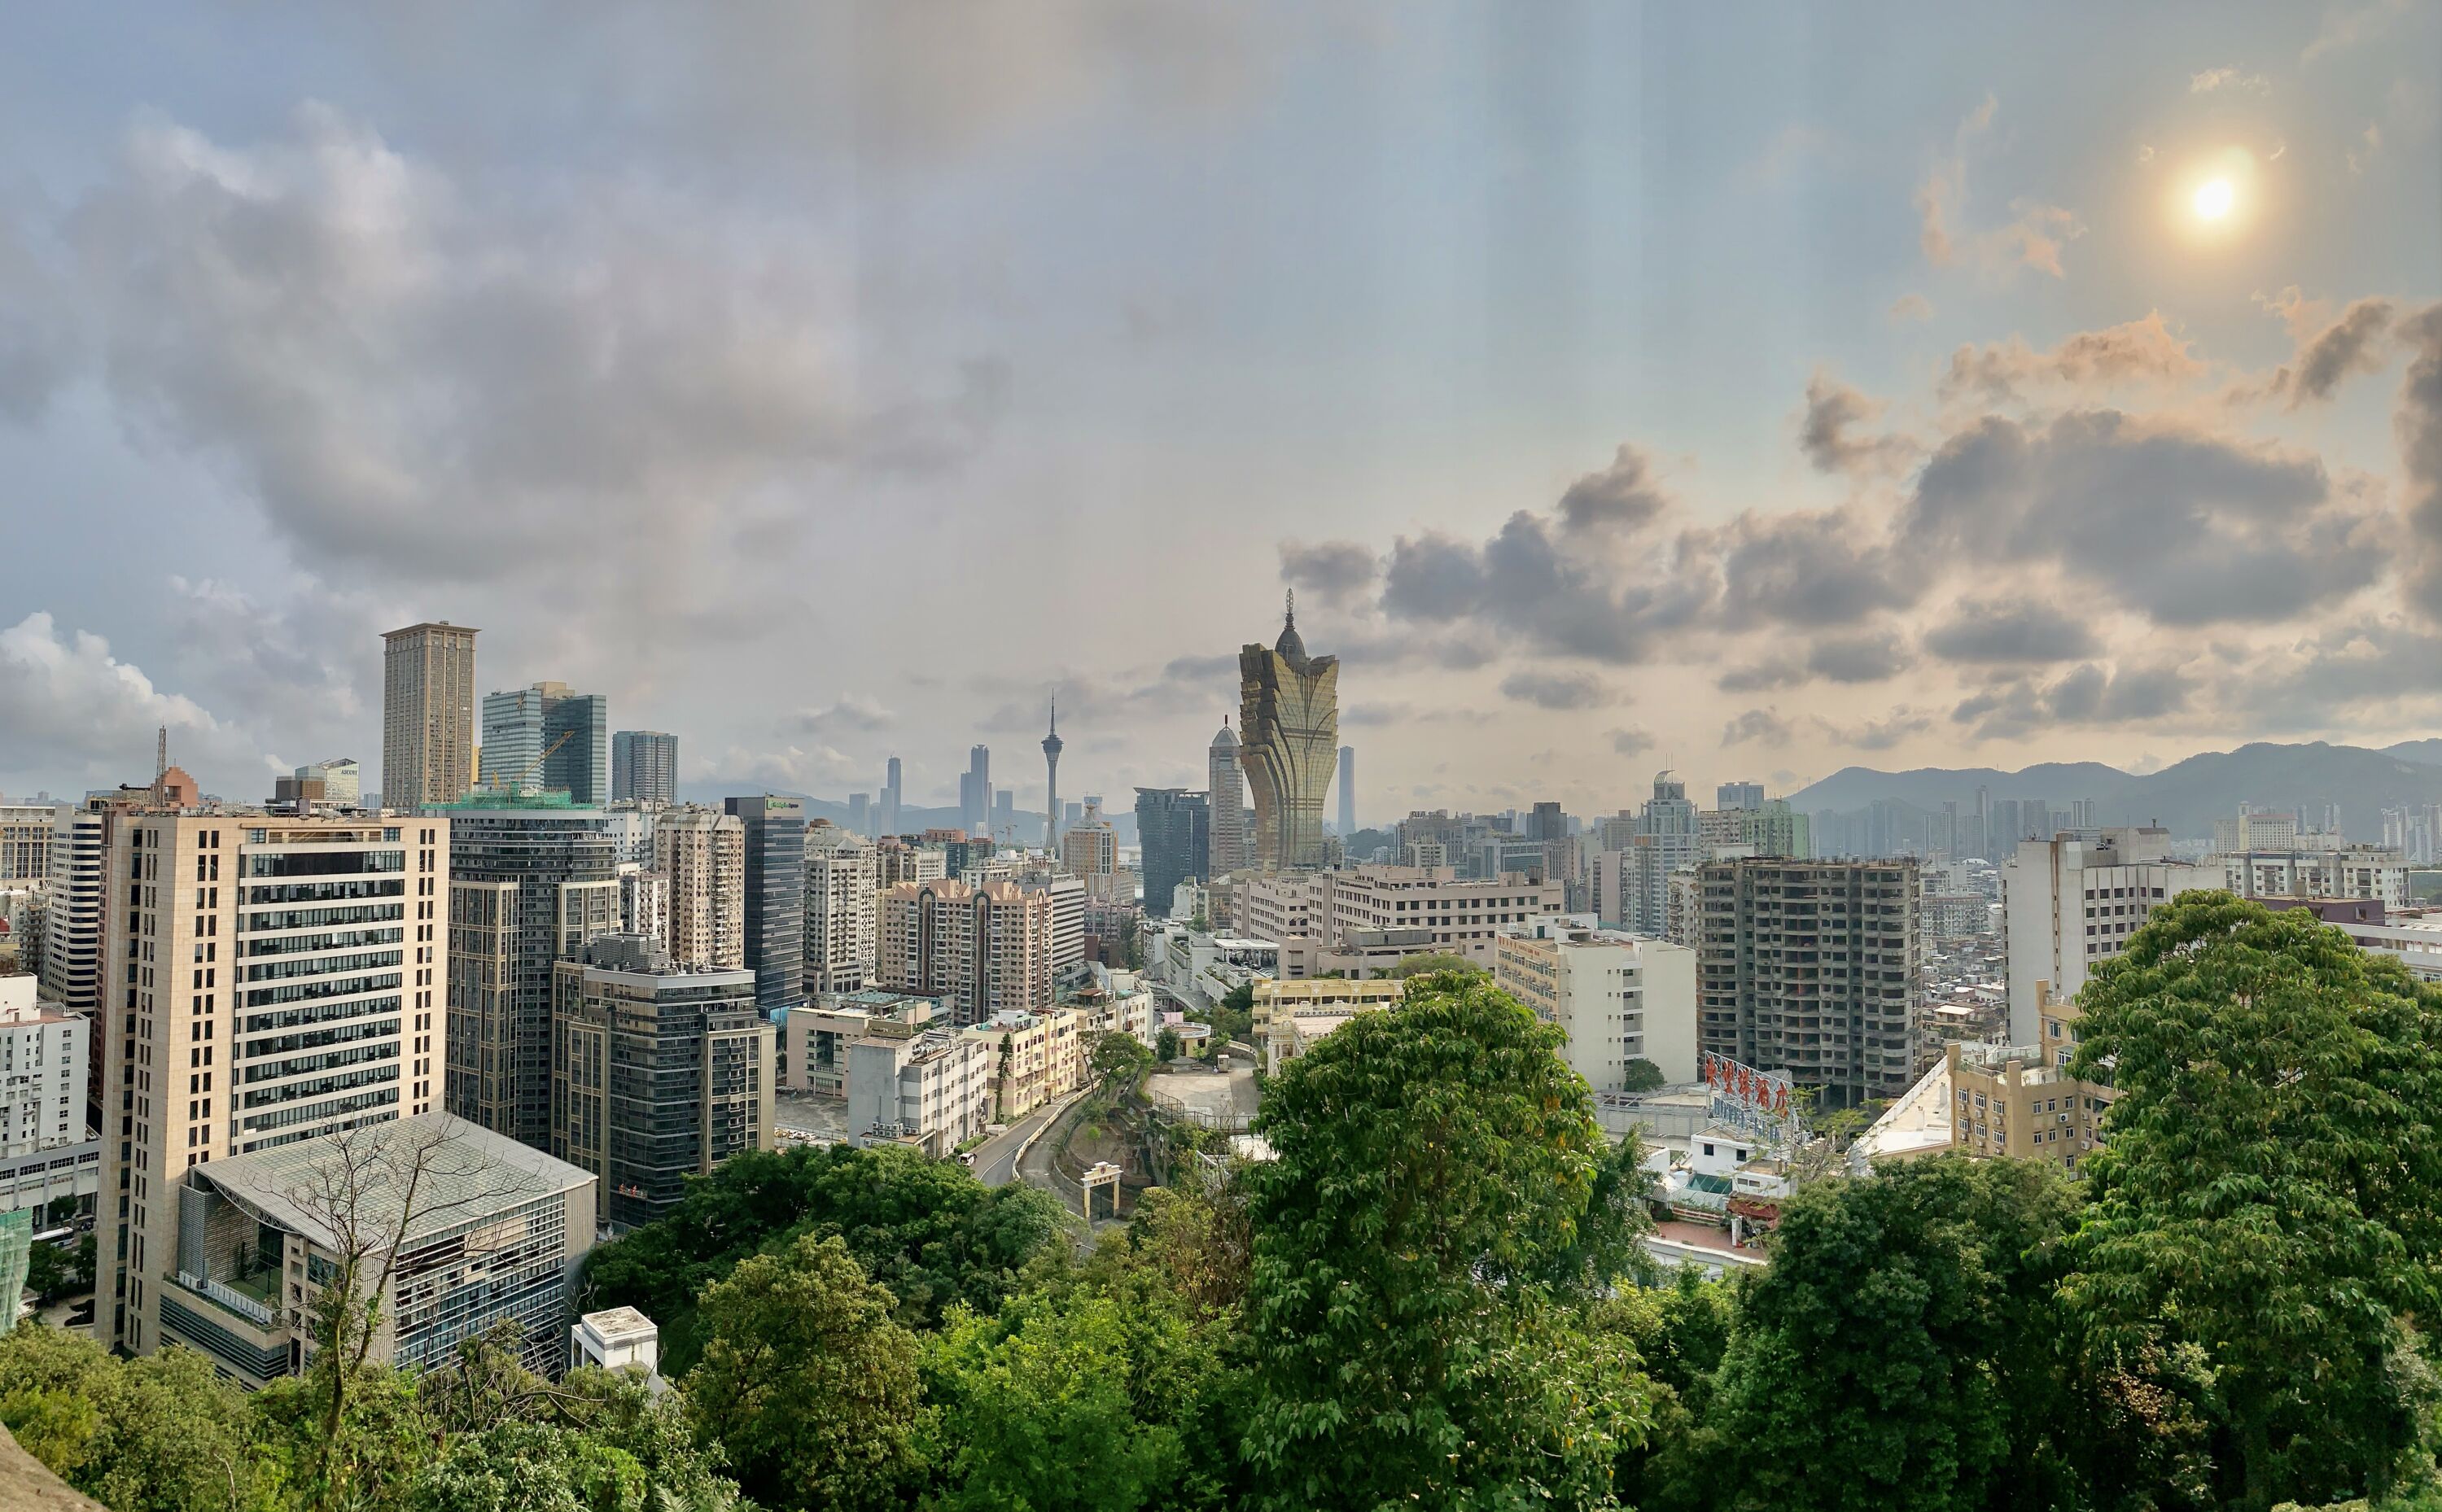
5, 892, 2442, 1510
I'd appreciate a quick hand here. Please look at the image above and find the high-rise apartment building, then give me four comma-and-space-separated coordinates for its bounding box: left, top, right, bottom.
882, 757, 903, 838
1623, 773, 1702, 936
2002, 828, 2217, 1045
1207, 720, 1245, 875
444, 796, 619, 1147
1061, 802, 1121, 895
1337, 748, 1358, 840
40, 807, 105, 1022
1018, 871, 1087, 972
381, 622, 479, 809
654, 806, 746, 970
1239, 597, 1338, 870
1495, 917, 1700, 1089
805, 825, 878, 994
611, 731, 679, 806
102, 811, 449, 1357
725, 796, 807, 1015
1716, 781, 1765, 811
0, 975, 98, 1221
481, 683, 610, 804
875, 837, 950, 889
551, 935, 768, 1228
875, 879, 1053, 1025
1696, 857, 1920, 1108
1134, 789, 1210, 919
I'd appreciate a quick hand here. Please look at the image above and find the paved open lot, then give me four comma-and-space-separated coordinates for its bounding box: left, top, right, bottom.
1146, 1065, 1259, 1123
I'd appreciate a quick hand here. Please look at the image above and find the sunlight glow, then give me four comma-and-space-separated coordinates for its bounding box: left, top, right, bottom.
2193, 177, 2235, 220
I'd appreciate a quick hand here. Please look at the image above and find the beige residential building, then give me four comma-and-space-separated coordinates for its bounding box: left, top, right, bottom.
1858, 985, 2116, 1174
875, 837, 950, 889
965, 1006, 1087, 1121
381, 622, 479, 809
1252, 977, 1404, 1071
847, 1020, 990, 1156
0, 802, 56, 881
876, 879, 1053, 1026
654, 806, 746, 971
805, 828, 879, 994
1495, 917, 1700, 1089
781, 990, 940, 1095
1324, 866, 1564, 968
102, 811, 449, 1359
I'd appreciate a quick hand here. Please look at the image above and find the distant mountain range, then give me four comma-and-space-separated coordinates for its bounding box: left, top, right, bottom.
1785, 740, 2442, 842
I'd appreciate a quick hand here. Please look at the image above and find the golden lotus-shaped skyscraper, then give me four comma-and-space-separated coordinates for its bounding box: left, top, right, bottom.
1239, 595, 1338, 870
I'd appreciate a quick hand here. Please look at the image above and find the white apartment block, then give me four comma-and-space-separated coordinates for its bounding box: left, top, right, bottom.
2002, 828, 2218, 1045
1494, 918, 1700, 1089
41, 807, 107, 1019
1, 803, 58, 882
847, 1025, 990, 1156
1234, 866, 1563, 974
103, 812, 449, 1358
0, 975, 98, 1217
2221, 848, 2410, 911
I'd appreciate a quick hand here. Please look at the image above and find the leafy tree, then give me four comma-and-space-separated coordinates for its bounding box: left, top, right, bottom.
1241, 969, 1653, 1510
1620, 1056, 1666, 1092
684, 1231, 922, 1511
926, 1290, 1186, 1512
1601, 1269, 1740, 1512
1386, 950, 1482, 979
1154, 1027, 1181, 1063
0, 1322, 266, 1512
2062, 894, 2442, 1511
1705, 1156, 2081, 1512
1212, 982, 1256, 1048
1092, 1029, 1155, 1088
582, 1142, 1063, 1370
1122, 1181, 1253, 1316
406, 1419, 645, 1512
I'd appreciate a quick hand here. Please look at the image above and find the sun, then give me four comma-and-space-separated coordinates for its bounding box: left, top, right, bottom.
2193, 177, 2236, 221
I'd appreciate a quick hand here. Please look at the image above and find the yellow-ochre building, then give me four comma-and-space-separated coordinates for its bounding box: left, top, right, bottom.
1238, 596, 1338, 872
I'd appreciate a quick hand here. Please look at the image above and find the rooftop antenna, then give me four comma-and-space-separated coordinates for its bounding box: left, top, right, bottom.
1284, 588, 1296, 627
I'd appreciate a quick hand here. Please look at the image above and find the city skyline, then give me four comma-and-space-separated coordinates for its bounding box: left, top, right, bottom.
2, 7, 2439, 817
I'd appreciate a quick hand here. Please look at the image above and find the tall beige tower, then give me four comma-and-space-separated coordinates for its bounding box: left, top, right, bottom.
1238, 594, 1338, 871
383, 622, 479, 809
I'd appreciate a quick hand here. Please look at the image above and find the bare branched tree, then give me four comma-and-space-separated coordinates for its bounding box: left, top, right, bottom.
273, 1117, 500, 1509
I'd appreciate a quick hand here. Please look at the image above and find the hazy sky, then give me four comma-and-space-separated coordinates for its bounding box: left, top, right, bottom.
2, 2, 2439, 821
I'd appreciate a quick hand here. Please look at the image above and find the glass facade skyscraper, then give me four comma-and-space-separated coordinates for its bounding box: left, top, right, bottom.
724, 795, 807, 1014
611, 730, 679, 805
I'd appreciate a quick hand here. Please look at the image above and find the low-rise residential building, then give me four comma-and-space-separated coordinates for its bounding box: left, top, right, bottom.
965, 1007, 1087, 1121
846, 1020, 990, 1156
2221, 846, 2410, 911
1853, 983, 2115, 1173
781, 990, 943, 1095
1494, 917, 1700, 1090
158, 1112, 596, 1384
1253, 977, 1405, 1073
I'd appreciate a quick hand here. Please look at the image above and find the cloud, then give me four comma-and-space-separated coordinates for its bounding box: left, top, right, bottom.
1499, 668, 1611, 711
1718, 658, 1801, 693
2398, 304, 2442, 619
2287, 298, 2397, 404
2190, 67, 2269, 93
1953, 662, 2195, 741
1721, 708, 1795, 747
1277, 540, 1380, 607
2303, 0, 2409, 63
1714, 508, 1918, 630
1608, 727, 1655, 757
1888, 293, 1934, 322
1806, 631, 1913, 684
1903, 409, 2378, 627
32, 104, 1003, 604
1922, 597, 2103, 664
1815, 710, 1932, 750
1915, 95, 2083, 280
790, 694, 895, 734
0, 611, 256, 793
2349, 121, 2382, 175
1939, 312, 2202, 402
1799, 373, 1915, 475
1555, 444, 1671, 533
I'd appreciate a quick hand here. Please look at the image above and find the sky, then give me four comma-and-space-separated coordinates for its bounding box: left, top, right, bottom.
2, 2, 2439, 824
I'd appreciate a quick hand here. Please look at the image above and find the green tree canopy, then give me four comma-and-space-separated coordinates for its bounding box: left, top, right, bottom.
1707, 1156, 2082, 1512
582, 1141, 1063, 1370
684, 1232, 923, 1512
1241, 969, 1652, 1510
1386, 950, 1484, 979
1620, 1056, 1667, 1092
2062, 893, 2442, 1511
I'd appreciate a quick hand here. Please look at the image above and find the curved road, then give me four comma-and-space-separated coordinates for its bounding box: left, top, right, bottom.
970, 1094, 1072, 1188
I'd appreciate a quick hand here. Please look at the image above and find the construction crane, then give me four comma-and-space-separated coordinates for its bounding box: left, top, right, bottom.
499, 728, 576, 793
